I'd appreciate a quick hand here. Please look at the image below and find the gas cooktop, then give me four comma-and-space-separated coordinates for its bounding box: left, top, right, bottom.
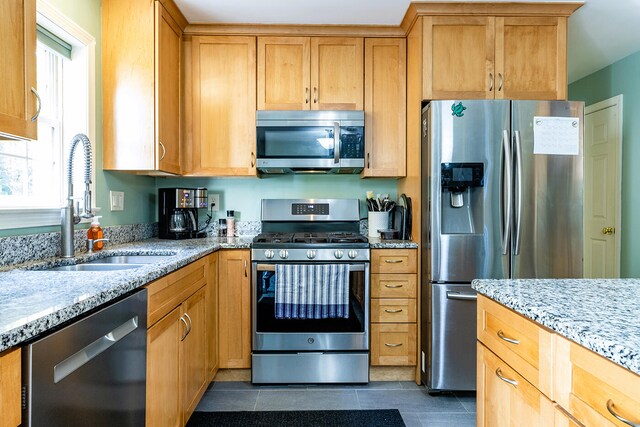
253, 232, 368, 246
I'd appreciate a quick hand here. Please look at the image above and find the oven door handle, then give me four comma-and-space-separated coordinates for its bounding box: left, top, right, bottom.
256, 263, 366, 272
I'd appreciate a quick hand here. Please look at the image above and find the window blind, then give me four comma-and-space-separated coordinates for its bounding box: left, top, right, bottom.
36, 24, 72, 60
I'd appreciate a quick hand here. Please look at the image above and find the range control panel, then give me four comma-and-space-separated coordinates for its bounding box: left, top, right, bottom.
291, 203, 330, 215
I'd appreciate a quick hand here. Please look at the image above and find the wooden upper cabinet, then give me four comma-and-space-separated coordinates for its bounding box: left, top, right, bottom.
362, 38, 406, 178
187, 36, 256, 176
0, 0, 37, 141
257, 36, 363, 110
495, 17, 567, 100
423, 16, 495, 100
102, 0, 185, 173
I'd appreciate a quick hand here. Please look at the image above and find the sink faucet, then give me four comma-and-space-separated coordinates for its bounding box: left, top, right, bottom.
87, 238, 109, 254
61, 134, 94, 258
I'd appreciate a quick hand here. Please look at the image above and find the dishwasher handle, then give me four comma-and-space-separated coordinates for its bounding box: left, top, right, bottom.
53, 316, 139, 383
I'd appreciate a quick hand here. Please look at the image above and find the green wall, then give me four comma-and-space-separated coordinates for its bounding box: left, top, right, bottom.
569, 50, 640, 278
0, 0, 156, 238
157, 175, 399, 221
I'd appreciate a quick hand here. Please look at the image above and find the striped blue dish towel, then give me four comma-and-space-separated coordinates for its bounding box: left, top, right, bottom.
274, 264, 350, 319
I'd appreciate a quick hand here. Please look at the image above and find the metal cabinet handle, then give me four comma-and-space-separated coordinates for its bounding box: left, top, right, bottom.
305, 87, 309, 104
497, 330, 520, 345
384, 343, 403, 347
495, 368, 518, 387
367, 152, 370, 168
244, 259, 248, 277
180, 316, 189, 341
313, 87, 318, 103
184, 312, 193, 334
159, 141, 166, 161
606, 399, 640, 427
384, 309, 403, 313
489, 73, 494, 92
30, 87, 42, 122
385, 284, 403, 288
384, 259, 402, 264
498, 73, 504, 91
250, 151, 256, 168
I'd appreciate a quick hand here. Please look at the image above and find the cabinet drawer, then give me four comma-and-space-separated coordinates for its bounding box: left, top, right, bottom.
145, 258, 207, 326
371, 323, 416, 366
477, 295, 554, 396
555, 336, 640, 427
371, 299, 416, 323
370, 249, 417, 274
371, 274, 417, 298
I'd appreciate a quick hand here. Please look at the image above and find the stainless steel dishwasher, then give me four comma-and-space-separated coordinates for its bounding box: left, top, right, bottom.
22, 289, 147, 426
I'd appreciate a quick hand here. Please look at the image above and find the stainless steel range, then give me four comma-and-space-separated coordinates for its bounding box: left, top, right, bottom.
251, 199, 370, 384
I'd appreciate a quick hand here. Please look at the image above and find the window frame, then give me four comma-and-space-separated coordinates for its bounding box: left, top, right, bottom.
0, 1, 97, 230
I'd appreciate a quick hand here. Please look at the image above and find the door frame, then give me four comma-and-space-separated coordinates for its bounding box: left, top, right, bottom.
584, 94, 623, 277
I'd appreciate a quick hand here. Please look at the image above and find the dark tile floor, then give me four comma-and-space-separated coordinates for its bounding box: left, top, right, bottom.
195, 381, 476, 426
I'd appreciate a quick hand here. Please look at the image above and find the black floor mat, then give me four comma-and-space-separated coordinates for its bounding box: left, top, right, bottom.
186, 409, 406, 426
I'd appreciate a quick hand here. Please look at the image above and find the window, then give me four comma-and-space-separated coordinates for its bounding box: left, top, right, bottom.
0, 5, 96, 229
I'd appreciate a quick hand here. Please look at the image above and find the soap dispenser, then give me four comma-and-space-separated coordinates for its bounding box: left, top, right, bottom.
87, 216, 104, 251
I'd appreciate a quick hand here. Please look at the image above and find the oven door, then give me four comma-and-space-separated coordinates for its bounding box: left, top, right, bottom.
252, 262, 369, 351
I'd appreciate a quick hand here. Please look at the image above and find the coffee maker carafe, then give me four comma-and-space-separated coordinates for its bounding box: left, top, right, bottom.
159, 188, 208, 239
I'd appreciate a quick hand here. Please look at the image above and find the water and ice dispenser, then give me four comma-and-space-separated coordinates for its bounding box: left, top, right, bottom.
440, 162, 484, 234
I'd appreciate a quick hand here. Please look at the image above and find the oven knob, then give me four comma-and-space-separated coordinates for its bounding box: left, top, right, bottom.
334, 250, 344, 259
348, 250, 358, 259
264, 250, 274, 259
279, 250, 289, 259
306, 250, 317, 259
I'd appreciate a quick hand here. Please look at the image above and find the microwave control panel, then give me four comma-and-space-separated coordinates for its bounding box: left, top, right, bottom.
340, 128, 364, 159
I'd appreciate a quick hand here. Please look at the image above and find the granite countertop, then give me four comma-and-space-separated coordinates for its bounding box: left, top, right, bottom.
472, 278, 640, 376
368, 238, 418, 249
0, 236, 252, 352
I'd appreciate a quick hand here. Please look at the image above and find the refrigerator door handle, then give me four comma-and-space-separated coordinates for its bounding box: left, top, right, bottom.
501, 129, 512, 255
514, 130, 523, 256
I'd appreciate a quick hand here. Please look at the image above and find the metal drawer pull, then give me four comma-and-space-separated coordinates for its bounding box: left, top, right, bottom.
384, 259, 403, 263
384, 343, 403, 347
180, 316, 189, 341
497, 330, 520, 345
384, 309, 403, 313
385, 284, 403, 288
607, 399, 640, 427
495, 368, 518, 387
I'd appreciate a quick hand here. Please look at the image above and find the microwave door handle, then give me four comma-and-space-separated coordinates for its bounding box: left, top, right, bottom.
333, 122, 340, 164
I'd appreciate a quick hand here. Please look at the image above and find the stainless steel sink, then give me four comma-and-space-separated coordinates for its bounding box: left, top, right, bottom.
46, 264, 144, 272
86, 255, 175, 264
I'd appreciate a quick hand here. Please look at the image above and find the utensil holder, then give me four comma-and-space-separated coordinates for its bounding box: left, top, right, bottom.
368, 211, 390, 238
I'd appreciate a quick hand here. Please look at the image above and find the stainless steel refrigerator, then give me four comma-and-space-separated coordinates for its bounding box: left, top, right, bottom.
420, 100, 584, 392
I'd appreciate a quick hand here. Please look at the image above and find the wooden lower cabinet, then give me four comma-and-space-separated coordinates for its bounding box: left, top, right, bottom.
371, 323, 416, 366
206, 252, 219, 380
218, 250, 251, 368
0, 348, 21, 427
181, 287, 208, 422
477, 342, 555, 427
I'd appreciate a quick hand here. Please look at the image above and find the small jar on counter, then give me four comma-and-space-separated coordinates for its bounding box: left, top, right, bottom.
218, 218, 227, 237
226, 210, 235, 237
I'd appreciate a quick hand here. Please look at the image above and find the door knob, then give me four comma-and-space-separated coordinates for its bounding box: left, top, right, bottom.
602, 226, 615, 235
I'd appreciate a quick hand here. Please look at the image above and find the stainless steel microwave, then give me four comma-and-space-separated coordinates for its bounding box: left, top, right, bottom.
256, 110, 365, 174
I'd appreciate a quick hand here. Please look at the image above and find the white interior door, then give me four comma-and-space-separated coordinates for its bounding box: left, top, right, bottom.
583, 95, 622, 278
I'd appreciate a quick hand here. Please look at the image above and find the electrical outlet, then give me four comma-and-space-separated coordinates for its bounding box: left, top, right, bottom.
110, 191, 124, 211
208, 194, 220, 211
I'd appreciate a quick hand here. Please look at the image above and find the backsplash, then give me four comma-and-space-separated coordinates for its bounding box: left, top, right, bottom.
0, 223, 157, 268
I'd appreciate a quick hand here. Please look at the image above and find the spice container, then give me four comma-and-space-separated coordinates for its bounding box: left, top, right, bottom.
226, 210, 235, 237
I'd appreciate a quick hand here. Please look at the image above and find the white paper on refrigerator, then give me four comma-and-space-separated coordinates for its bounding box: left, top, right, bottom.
533, 116, 580, 155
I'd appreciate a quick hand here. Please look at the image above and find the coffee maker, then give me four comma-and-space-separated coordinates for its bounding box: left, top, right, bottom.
159, 188, 208, 239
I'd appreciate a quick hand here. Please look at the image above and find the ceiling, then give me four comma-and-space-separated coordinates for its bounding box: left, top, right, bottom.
174, 0, 640, 83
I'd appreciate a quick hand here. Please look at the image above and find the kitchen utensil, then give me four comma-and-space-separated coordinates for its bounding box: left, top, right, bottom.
379, 229, 400, 240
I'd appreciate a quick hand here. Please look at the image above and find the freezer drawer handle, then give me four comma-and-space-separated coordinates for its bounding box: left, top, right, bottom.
384, 309, 403, 313
495, 368, 518, 387
384, 259, 403, 264
606, 399, 639, 427
497, 330, 520, 345
53, 316, 139, 383
385, 284, 404, 288
446, 291, 477, 301
384, 343, 403, 347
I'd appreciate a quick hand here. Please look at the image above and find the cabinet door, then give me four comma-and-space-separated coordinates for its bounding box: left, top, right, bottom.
206, 252, 219, 380
495, 17, 567, 100
189, 36, 256, 176
257, 37, 310, 110
362, 38, 406, 177
182, 287, 208, 423
218, 250, 251, 368
0, 0, 37, 141
311, 37, 363, 110
156, 2, 182, 174
147, 307, 181, 427
0, 349, 21, 427
477, 343, 555, 427
423, 16, 495, 100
